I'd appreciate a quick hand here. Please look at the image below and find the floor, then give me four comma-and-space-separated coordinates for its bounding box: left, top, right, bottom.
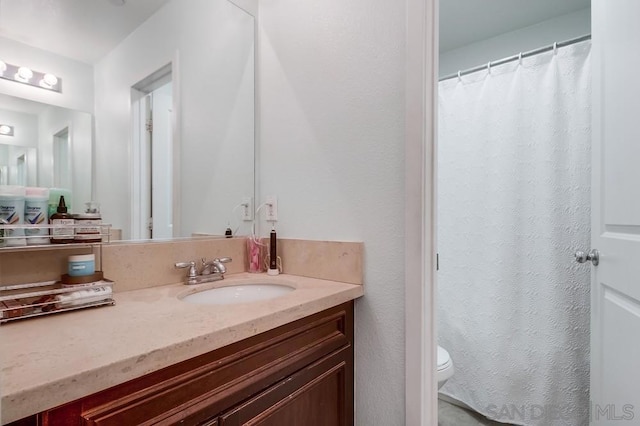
438, 399, 514, 426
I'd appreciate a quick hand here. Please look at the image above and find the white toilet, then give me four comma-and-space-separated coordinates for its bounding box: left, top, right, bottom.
437, 346, 454, 389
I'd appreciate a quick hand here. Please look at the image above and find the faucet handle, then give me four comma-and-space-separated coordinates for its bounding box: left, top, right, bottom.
200, 257, 214, 275
175, 261, 197, 278
198, 257, 232, 276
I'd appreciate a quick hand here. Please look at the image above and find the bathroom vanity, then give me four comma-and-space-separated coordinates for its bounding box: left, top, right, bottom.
1, 273, 362, 425
10, 302, 353, 425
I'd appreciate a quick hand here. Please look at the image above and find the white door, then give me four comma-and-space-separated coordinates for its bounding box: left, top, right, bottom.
130, 77, 174, 240
590, 1, 640, 424
150, 82, 173, 239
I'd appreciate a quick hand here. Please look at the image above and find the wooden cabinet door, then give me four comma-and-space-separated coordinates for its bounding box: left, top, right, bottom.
219, 347, 353, 426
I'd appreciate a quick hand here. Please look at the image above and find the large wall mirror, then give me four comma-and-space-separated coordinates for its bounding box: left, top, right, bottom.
0, 0, 255, 242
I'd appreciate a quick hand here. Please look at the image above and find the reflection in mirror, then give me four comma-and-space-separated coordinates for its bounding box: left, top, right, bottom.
52, 128, 71, 189
0, 144, 36, 186
0, 0, 255, 241
96, 0, 256, 241
131, 69, 174, 240
0, 94, 92, 210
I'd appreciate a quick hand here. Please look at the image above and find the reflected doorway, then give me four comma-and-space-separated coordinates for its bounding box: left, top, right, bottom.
53, 127, 71, 189
131, 65, 174, 240
16, 154, 25, 186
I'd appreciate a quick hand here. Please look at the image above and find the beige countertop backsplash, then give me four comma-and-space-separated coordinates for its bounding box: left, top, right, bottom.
0, 237, 363, 291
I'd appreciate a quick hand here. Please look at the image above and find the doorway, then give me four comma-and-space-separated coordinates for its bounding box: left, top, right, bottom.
131, 65, 174, 240
435, 2, 592, 426
53, 127, 71, 189
15, 154, 25, 186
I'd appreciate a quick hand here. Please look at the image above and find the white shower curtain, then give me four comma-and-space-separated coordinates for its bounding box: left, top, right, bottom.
437, 41, 591, 426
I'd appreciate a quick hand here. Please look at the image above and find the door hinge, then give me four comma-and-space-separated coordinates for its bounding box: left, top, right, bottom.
146, 118, 153, 133
436, 253, 439, 271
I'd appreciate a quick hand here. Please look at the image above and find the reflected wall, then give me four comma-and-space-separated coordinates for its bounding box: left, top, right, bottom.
94, 0, 255, 240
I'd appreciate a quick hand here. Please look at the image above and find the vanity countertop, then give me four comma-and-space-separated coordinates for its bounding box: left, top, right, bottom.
0, 273, 364, 423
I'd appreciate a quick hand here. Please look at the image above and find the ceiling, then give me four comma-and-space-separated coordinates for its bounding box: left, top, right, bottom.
0, 0, 171, 64
0, 0, 592, 65
440, 0, 591, 52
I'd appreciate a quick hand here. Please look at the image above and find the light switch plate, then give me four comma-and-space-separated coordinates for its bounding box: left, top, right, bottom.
241, 197, 253, 221
265, 196, 278, 222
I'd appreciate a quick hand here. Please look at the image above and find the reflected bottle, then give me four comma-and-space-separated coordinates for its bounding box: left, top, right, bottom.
0, 185, 26, 247
25, 187, 50, 245
50, 196, 75, 244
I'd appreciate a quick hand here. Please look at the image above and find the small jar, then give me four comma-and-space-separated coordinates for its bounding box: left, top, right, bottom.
68, 254, 96, 277
73, 203, 102, 243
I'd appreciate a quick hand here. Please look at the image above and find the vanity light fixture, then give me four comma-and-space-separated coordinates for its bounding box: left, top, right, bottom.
0, 125, 14, 136
0, 60, 62, 93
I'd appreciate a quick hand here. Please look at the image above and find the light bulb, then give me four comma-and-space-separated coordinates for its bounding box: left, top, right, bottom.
16, 66, 33, 82
0, 125, 12, 135
40, 73, 59, 89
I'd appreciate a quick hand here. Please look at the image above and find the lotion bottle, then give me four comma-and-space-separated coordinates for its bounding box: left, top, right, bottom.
50, 196, 75, 244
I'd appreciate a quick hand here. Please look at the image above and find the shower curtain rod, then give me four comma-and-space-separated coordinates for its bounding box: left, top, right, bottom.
439, 34, 591, 82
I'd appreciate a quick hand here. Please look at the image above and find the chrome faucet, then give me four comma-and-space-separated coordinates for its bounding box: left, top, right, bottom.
175, 257, 232, 285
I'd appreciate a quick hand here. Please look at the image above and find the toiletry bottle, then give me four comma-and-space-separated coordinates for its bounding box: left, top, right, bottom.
73, 202, 102, 243
0, 185, 26, 247
48, 188, 72, 220
25, 187, 50, 245
50, 196, 75, 244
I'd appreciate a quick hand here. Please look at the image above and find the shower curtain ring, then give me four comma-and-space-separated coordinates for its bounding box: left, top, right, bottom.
518, 52, 523, 65
457, 70, 461, 80
553, 42, 558, 55
487, 61, 492, 73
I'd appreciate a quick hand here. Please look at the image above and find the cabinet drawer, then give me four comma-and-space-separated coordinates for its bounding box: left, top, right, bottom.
218, 347, 353, 426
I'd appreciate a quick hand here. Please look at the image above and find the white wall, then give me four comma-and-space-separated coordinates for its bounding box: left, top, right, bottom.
37, 106, 92, 213
94, 0, 254, 239
0, 37, 94, 113
0, 108, 38, 148
258, 0, 406, 423
440, 8, 591, 77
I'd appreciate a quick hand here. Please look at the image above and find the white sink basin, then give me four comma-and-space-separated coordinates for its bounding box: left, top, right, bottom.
181, 283, 295, 305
